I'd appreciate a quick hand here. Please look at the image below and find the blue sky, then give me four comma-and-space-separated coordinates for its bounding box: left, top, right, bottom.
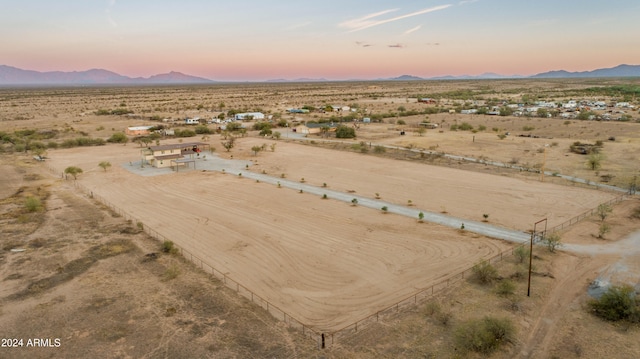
1, 0, 639, 80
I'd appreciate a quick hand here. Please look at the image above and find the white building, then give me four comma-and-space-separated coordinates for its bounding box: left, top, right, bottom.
234, 112, 265, 121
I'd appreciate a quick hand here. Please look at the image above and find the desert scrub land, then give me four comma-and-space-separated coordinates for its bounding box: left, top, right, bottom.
1, 79, 640, 358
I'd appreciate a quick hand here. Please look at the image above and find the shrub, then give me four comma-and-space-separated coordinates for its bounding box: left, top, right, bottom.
373, 145, 386, 153
64, 166, 83, 180
163, 265, 180, 280
514, 245, 529, 264
543, 233, 562, 252
24, 196, 43, 212
454, 316, 516, 354
472, 260, 498, 284
161, 240, 179, 254
107, 132, 128, 144
495, 280, 516, 297
588, 285, 639, 322
336, 125, 356, 138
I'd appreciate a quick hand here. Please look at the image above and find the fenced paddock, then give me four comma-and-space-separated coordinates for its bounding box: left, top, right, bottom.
44, 141, 624, 347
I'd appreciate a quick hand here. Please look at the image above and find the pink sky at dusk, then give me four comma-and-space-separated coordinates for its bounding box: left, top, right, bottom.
1, 0, 639, 81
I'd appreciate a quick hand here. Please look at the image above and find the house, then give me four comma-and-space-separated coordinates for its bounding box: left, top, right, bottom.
234, 112, 265, 121
418, 98, 437, 104
287, 108, 309, 114
141, 142, 210, 170
125, 126, 154, 136
294, 123, 338, 135
185, 117, 201, 125
460, 109, 478, 114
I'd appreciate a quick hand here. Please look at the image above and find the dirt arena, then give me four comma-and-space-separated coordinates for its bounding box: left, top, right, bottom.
43, 137, 618, 332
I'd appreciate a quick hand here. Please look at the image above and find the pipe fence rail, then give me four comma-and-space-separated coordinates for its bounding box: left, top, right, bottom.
45, 163, 630, 347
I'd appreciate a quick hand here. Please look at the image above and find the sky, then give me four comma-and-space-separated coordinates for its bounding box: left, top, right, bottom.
1, 0, 639, 81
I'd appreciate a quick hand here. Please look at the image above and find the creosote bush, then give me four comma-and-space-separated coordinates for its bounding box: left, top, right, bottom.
24, 196, 43, 212
454, 316, 516, 354
588, 285, 640, 322
161, 240, 179, 254
514, 245, 530, 264
495, 279, 516, 297
472, 260, 498, 284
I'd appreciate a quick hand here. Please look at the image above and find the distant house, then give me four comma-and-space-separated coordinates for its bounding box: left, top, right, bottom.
287, 108, 309, 114
234, 112, 265, 121
295, 123, 338, 135
460, 109, 478, 114
418, 98, 437, 104
185, 117, 200, 125
125, 126, 153, 136
141, 142, 210, 169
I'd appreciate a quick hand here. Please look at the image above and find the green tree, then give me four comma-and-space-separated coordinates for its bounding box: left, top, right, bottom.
107, 132, 128, 144
98, 161, 112, 172
543, 233, 562, 253
251, 145, 263, 156
537, 108, 549, 118
597, 204, 612, 221
221, 136, 235, 152
588, 285, 639, 322
587, 153, 604, 170
336, 125, 356, 139
64, 166, 83, 180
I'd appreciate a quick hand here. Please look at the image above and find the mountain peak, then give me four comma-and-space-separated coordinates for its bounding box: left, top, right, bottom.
0, 66, 215, 85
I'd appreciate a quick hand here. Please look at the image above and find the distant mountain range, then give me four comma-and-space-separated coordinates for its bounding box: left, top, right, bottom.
0, 64, 639, 85
0, 65, 213, 85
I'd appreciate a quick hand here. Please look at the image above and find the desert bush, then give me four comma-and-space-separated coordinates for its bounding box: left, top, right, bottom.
543, 233, 562, 252
514, 245, 530, 264
374, 145, 386, 153
597, 204, 612, 221
336, 125, 356, 138
194, 125, 213, 134
454, 316, 516, 354
161, 240, 179, 254
163, 265, 180, 281
495, 280, 516, 297
588, 285, 639, 322
598, 223, 611, 239
64, 166, 83, 180
472, 260, 498, 284
24, 196, 43, 212
107, 132, 128, 144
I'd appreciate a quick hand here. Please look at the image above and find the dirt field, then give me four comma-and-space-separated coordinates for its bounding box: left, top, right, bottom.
39, 136, 616, 332
2, 81, 640, 358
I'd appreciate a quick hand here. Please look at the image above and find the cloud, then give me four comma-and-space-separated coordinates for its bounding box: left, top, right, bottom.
355, 41, 373, 47
404, 25, 422, 35
339, 5, 451, 32
459, 0, 479, 4
388, 44, 405, 48
106, 0, 118, 28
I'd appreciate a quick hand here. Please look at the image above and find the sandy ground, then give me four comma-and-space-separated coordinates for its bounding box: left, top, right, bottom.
43, 137, 618, 332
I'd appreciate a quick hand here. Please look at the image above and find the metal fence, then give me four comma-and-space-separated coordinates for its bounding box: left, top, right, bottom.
545, 194, 626, 235
45, 163, 629, 348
